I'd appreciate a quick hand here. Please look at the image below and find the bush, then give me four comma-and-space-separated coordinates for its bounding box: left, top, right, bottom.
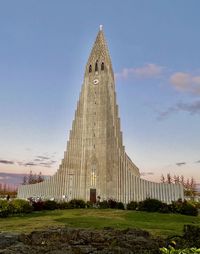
180, 202, 198, 216
168, 200, 183, 213
32, 201, 45, 211
159, 203, 170, 213
108, 199, 117, 209
0, 209, 9, 218
99, 200, 109, 209
43, 200, 58, 210
86, 201, 93, 208
58, 202, 71, 209
116, 202, 124, 210
138, 198, 163, 212
10, 199, 33, 214
127, 201, 138, 210
68, 199, 86, 208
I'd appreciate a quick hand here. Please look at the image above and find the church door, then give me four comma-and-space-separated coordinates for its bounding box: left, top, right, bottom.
90, 188, 96, 203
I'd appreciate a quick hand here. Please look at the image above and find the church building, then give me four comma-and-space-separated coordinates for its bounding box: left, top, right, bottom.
18, 27, 184, 203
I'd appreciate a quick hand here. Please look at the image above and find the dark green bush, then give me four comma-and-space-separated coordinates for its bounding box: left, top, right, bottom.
10, 199, 33, 214
32, 201, 45, 211
58, 202, 71, 209
108, 199, 117, 209
127, 201, 138, 210
99, 200, 109, 209
168, 200, 182, 213
138, 198, 163, 212
43, 200, 58, 210
159, 203, 170, 213
116, 202, 124, 210
180, 202, 198, 216
0, 209, 9, 218
86, 201, 93, 208
68, 199, 86, 208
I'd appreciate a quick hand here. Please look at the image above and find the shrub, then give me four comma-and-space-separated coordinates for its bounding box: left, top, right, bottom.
32, 201, 45, 211
86, 201, 93, 208
180, 202, 198, 216
43, 200, 58, 210
138, 198, 163, 212
108, 199, 117, 209
168, 200, 183, 213
10, 199, 33, 214
127, 201, 138, 210
58, 202, 71, 209
159, 203, 170, 213
116, 202, 124, 210
68, 199, 86, 208
99, 200, 109, 209
0, 209, 9, 218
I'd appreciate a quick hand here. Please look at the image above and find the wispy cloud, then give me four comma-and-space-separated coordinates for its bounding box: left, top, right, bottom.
36, 156, 50, 160
195, 160, 200, 163
115, 63, 164, 80
0, 160, 14, 165
24, 162, 37, 166
158, 100, 200, 120
170, 72, 200, 95
0, 154, 57, 168
176, 162, 186, 166
140, 172, 154, 176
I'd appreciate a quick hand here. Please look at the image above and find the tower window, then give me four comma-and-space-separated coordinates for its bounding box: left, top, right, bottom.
95, 61, 98, 72
89, 65, 92, 73
101, 62, 104, 71
91, 167, 96, 186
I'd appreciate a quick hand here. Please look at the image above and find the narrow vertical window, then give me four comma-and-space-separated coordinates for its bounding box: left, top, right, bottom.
95, 61, 98, 71
101, 62, 104, 71
91, 167, 96, 186
89, 65, 92, 73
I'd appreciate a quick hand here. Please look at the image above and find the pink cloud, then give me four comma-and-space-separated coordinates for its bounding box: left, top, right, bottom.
115, 64, 164, 80
170, 72, 200, 95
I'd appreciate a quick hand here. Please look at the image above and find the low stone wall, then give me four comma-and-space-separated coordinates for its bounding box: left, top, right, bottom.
0, 227, 164, 254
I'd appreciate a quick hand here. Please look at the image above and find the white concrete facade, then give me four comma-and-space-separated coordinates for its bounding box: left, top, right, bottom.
18, 28, 184, 204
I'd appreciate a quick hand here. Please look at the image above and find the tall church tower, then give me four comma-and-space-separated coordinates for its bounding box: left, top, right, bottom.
18, 27, 184, 203
63, 26, 139, 202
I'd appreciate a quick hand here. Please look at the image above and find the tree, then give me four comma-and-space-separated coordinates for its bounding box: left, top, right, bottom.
22, 171, 44, 185
166, 173, 172, 184
161, 174, 165, 183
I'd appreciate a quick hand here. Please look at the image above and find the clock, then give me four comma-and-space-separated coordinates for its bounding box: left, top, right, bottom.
93, 79, 99, 85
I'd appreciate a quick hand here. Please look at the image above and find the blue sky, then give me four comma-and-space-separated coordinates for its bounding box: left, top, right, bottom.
0, 0, 199, 184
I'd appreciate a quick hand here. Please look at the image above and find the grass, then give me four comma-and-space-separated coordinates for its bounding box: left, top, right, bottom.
0, 209, 200, 237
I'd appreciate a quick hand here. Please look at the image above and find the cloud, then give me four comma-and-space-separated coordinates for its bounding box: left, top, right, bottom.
195, 160, 200, 163
0, 176, 11, 180
176, 162, 186, 166
140, 172, 154, 176
24, 162, 37, 166
0, 160, 14, 165
158, 100, 200, 120
36, 156, 50, 160
115, 64, 164, 80
170, 72, 200, 95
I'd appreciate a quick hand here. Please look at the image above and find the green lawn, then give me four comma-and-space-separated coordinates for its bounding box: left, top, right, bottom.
0, 209, 200, 237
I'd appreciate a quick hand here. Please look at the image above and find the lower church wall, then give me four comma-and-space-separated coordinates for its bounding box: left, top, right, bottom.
17, 172, 184, 204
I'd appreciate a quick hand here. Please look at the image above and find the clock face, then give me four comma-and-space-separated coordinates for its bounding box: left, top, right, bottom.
93, 79, 99, 85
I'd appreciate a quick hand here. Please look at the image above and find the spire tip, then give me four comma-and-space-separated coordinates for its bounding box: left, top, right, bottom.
99, 25, 103, 31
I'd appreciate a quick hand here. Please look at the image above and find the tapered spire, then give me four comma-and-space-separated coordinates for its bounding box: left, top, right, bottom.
86, 26, 113, 78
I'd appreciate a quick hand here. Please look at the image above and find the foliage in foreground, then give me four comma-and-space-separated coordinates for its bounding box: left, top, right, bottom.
160, 246, 200, 254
